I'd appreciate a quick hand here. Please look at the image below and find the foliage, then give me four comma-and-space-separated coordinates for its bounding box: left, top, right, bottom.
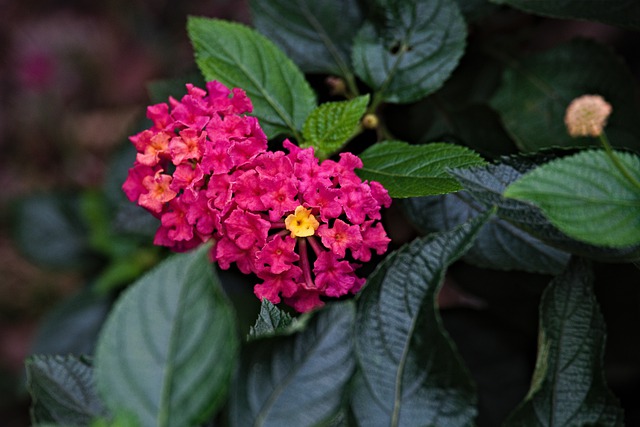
20, 0, 640, 426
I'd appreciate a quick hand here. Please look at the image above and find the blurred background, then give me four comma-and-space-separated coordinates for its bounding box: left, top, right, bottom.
0, 1, 249, 425
2, 1, 640, 426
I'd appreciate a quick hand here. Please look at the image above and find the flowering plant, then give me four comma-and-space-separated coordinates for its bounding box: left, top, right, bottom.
20, 1, 640, 426
123, 81, 391, 312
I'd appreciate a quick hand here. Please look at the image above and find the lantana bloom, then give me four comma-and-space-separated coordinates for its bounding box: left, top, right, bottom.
123, 81, 391, 312
564, 94, 612, 137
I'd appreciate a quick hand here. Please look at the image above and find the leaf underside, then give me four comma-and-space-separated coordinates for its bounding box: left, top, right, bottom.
352, 214, 490, 426
231, 301, 356, 427
504, 258, 624, 426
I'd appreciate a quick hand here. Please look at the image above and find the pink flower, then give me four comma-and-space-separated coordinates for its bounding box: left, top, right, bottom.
123, 81, 392, 312
136, 132, 171, 167
169, 128, 205, 165
138, 171, 177, 213
256, 235, 299, 274
313, 252, 356, 297
317, 219, 362, 258
224, 209, 270, 250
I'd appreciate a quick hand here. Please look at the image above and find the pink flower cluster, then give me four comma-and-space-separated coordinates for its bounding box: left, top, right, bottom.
123, 81, 391, 312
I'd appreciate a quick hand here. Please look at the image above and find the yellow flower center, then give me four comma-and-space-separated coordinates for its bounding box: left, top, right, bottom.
285, 206, 319, 238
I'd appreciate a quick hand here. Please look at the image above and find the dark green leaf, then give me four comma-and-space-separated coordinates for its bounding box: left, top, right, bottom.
188, 17, 316, 139
301, 95, 369, 159
490, 39, 640, 152
402, 193, 570, 274
230, 301, 355, 427
504, 258, 624, 426
352, 214, 490, 426
383, 50, 516, 157
250, 0, 363, 76
357, 140, 487, 198
27, 355, 109, 426
11, 194, 93, 269
30, 287, 110, 357
352, 0, 466, 103
491, 0, 640, 31
504, 149, 640, 247
450, 163, 640, 262
95, 246, 238, 427
247, 299, 295, 340
454, 0, 499, 21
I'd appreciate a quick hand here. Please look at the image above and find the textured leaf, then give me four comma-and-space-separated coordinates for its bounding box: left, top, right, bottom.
230, 301, 355, 427
383, 50, 516, 156
504, 258, 624, 426
492, 0, 640, 31
357, 140, 487, 198
450, 163, 640, 261
30, 287, 110, 357
95, 246, 238, 427
351, 214, 489, 427
505, 150, 640, 247
490, 39, 640, 152
91, 412, 141, 427
454, 0, 498, 21
11, 194, 93, 269
27, 355, 109, 426
419, 104, 517, 157
188, 17, 316, 139
402, 194, 570, 274
352, 0, 466, 103
250, 0, 363, 75
247, 299, 295, 340
301, 95, 369, 159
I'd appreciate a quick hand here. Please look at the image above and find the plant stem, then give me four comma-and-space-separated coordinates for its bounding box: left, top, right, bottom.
599, 132, 640, 190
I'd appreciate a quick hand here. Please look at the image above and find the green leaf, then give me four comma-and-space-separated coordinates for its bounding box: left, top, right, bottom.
188, 17, 316, 139
357, 140, 487, 198
91, 411, 141, 427
450, 162, 640, 261
247, 299, 295, 340
30, 286, 110, 356
504, 258, 624, 426
95, 245, 238, 427
491, 0, 640, 31
352, 0, 466, 103
250, 0, 363, 76
301, 95, 369, 159
454, 0, 499, 21
351, 214, 490, 427
504, 150, 640, 247
490, 39, 640, 152
230, 301, 355, 427
402, 194, 570, 274
11, 193, 94, 270
26, 355, 109, 426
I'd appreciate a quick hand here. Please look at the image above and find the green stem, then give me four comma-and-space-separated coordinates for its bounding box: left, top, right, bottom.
344, 72, 360, 98
599, 132, 640, 190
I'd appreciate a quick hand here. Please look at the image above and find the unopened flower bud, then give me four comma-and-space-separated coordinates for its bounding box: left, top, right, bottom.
326, 76, 347, 96
362, 113, 379, 130
564, 94, 612, 137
